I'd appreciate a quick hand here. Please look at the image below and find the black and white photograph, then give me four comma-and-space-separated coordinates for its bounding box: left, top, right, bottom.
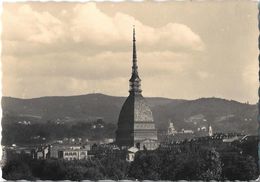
1, 1, 259, 181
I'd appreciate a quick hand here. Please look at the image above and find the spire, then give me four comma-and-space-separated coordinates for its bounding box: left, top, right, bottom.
133, 25, 137, 63
129, 26, 142, 95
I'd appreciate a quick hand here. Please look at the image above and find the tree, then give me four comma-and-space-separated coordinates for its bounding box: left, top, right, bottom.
221, 153, 258, 180
173, 152, 203, 180
199, 148, 222, 180
40, 159, 66, 180
84, 167, 104, 180
129, 151, 161, 180
2, 159, 34, 180
156, 147, 222, 181
64, 165, 86, 180
99, 156, 130, 180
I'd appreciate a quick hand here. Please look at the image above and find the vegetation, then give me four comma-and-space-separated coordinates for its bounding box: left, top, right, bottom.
2, 94, 258, 135
3, 140, 258, 181
3, 153, 128, 180
2, 120, 117, 145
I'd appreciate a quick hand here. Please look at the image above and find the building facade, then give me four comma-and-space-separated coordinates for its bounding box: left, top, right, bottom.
116, 27, 158, 148
59, 149, 88, 160
49, 143, 91, 160
168, 122, 178, 135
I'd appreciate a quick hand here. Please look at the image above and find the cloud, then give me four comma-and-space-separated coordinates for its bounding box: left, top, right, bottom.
3, 2, 257, 103
242, 61, 258, 101
243, 61, 258, 85
71, 3, 204, 51
2, 2, 205, 99
2, 49, 196, 98
3, 3, 204, 57
3, 5, 64, 44
196, 71, 210, 80
3, 50, 191, 81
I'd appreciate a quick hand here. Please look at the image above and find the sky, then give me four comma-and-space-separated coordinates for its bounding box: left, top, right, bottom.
2, 1, 258, 103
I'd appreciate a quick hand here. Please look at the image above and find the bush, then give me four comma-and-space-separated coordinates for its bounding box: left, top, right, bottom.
129, 151, 161, 180
2, 159, 34, 180
221, 153, 258, 180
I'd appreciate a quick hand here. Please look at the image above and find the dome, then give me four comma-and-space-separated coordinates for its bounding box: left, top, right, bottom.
133, 95, 154, 122
116, 93, 157, 147
117, 94, 154, 128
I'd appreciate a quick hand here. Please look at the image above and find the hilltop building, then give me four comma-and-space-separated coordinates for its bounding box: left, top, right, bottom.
168, 122, 178, 135
208, 125, 213, 137
115, 27, 158, 149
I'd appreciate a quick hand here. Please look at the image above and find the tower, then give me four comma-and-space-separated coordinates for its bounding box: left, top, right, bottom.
168, 121, 177, 135
115, 27, 158, 148
208, 125, 213, 137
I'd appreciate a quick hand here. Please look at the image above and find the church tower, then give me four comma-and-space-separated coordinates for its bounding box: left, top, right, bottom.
208, 125, 213, 137
115, 27, 158, 148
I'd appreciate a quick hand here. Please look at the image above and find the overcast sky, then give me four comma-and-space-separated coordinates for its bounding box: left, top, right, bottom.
2, 1, 258, 103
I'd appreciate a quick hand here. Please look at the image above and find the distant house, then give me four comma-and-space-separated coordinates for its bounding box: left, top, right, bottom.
18, 120, 31, 125
138, 139, 159, 150
103, 138, 114, 144
58, 149, 88, 160
223, 136, 240, 143
181, 129, 194, 134
168, 122, 178, 135
49, 143, 91, 160
32, 146, 49, 159
126, 147, 139, 162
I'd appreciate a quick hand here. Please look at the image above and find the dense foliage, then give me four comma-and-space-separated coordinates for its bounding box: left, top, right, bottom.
3, 142, 258, 181
3, 153, 129, 180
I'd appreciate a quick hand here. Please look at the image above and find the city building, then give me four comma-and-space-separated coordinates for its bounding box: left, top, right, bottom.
208, 125, 213, 137
49, 142, 91, 160
168, 122, 178, 135
115, 27, 158, 149
32, 146, 50, 159
181, 129, 194, 134
59, 149, 88, 160
126, 147, 139, 162
138, 139, 159, 150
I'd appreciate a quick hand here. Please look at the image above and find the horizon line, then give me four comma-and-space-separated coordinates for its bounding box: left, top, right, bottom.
1, 93, 256, 104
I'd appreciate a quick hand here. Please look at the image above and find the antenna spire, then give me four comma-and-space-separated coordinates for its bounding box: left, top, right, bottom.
129, 25, 142, 95
133, 25, 137, 61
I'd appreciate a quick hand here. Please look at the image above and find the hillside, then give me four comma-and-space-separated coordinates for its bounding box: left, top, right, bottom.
2, 94, 181, 124
152, 97, 258, 134
1, 94, 258, 135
